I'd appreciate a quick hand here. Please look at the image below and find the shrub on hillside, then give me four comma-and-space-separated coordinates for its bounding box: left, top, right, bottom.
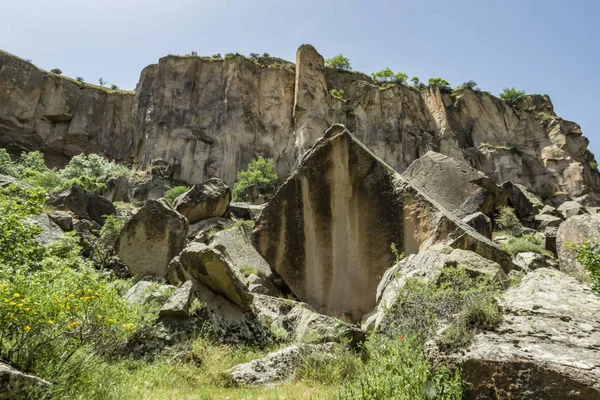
232, 157, 278, 202
164, 185, 190, 204
371, 68, 408, 84
325, 54, 352, 71
495, 206, 522, 235
568, 241, 600, 294
500, 234, 552, 257
50, 68, 62, 75
427, 78, 451, 91
499, 87, 526, 105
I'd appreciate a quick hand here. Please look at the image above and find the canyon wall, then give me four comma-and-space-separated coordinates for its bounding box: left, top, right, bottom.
1, 46, 599, 203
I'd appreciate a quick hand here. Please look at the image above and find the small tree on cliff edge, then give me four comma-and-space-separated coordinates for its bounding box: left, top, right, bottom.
325, 54, 352, 71
233, 157, 278, 202
500, 87, 526, 105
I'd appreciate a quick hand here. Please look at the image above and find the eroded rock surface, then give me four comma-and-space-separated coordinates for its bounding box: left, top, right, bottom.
451, 268, 600, 399
173, 178, 231, 224
0, 362, 50, 400
47, 185, 116, 225
556, 214, 600, 277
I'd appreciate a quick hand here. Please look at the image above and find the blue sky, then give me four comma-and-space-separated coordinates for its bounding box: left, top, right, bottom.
3, 0, 599, 156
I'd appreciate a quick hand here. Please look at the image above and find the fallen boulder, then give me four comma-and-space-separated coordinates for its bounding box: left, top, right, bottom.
253, 125, 513, 322
159, 281, 195, 318
447, 268, 600, 399
174, 178, 231, 224
116, 199, 188, 279
47, 185, 116, 225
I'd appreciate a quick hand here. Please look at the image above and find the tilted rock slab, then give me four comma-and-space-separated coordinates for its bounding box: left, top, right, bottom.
0, 361, 51, 400
556, 213, 600, 278
253, 125, 513, 322
116, 199, 188, 278
174, 178, 231, 224
47, 185, 116, 225
450, 268, 600, 399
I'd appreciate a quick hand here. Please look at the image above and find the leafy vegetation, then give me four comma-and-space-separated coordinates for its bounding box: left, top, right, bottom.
500, 234, 552, 258
499, 87, 526, 105
495, 206, 523, 235
329, 88, 345, 100
232, 157, 278, 202
98, 77, 106, 87
458, 80, 479, 90
164, 185, 189, 204
76, 76, 84, 83
0, 149, 131, 194
568, 241, 600, 294
50, 68, 62, 75
371, 68, 408, 84
427, 78, 451, 91
325, 54, 352, 71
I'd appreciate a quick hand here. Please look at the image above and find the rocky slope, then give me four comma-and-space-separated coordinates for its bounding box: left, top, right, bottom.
1, 46, 599, 204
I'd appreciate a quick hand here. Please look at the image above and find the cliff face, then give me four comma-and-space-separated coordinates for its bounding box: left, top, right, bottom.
1, 46, 598, 203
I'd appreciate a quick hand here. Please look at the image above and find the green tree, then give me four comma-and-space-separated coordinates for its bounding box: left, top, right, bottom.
190, 50, 198, 56
50, 68, 62, 75
232, 157, 278, 201
262, 52, 270, 58
459, 80, 479, 90
500, 87, 526, 105
371, 68, 395, 83
325, 54, 352, 71
249, 53, 260, 59
76, 76, 84, 83
428, 78, 451, 91
98, 77, 106, 87
410, 76, 420, 86
394, 72, 408, 84
110, 84, 119, 90
164, 185, 190, 204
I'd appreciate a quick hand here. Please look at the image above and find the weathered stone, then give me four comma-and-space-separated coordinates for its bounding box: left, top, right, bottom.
253, 125, 513, 322
544, 226, 558, 255
225, 343, 334, 385
512, 252, 551, 271
556, 214, 600, 276
402, 151, 506, 217
48, 210, 73, 231
252, 294, 364, 345
462, 212, 492, 239
159, 281, 194, 318
130, 177, 171, 203
116, 199, 188, 279
72, 219, 100, 256
174, 179, 231, 224
123, 281, 176, 306
0, 174, 32, 191
448, 269, 600, 399
502, 181, 535, 218
246, 274, 277, 296
557, 200, 586, 219
102, 175, 130, 202
539, 204, 561, 217
27, 213, 63, 245
47, 185, 116, 225
178, 242, 253, 309
187, 217, 230, 239
212, 227, 272, 279
0, 361, 51, 400
230, 202, 266, 220
534, 213, 562, 230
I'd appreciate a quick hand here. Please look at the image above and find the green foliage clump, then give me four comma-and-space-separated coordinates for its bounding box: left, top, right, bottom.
458, 80, 479, 90
495, 206, 522, 235
499, 87, 526, 105
590, 161, 598, 169
427, 78, 451, 91
325, 54, 352, 71
50, 68, 62, 75
390, 243, 405, 264
382, 265, 502, 347
0, 187, 138, 376
329, 88, 345, 100
500, 234, 552, 257
110, 84, 119, 90
232, 157, 278, 202
338, 336, 462, 399
75, 76, 84, 83
569, 241, 600, 293
164, 185, 190, 204
371, 68, 408, 85
226, 219, 255, 232
211, 53, 222, 59
88, 214, 126, 270
224, 53, 241, 60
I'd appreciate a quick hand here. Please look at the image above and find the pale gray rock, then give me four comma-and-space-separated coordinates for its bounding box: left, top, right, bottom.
174, 178, 231, 224
187, 217, 230, 239
556, 214, 600, 277
534, 213, 562, 230
246, 273, 277, 296
27, 213, 63, 245
225, 343, 335, 385
48, 210, 73, 231
123, 281, 176, 306
0, 361, 51, 400
211, 227, 273, 279
159, 281, 194, 318
448, 268, 600, 399
462, 212, 492, 240
557, 200, 586, 219
102, 175, 130, 202
513, 252, 551, 271
116, 199, 188, 279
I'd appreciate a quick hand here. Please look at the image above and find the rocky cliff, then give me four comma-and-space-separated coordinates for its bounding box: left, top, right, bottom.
1, 45, 599, 203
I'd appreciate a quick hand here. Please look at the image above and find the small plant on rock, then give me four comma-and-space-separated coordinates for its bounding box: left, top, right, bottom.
325, 54, 352, 71
232, 157, 278, 202
427, 78, 451, 91
164, 185, 189, 205
499, 87, 526, 105
568, 241, 600, 294
50, 68, 62, 75
329, 88, 345, 100
495, 206, 522, 235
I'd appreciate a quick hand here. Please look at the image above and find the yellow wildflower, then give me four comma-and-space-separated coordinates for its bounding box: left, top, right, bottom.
9, 302, 16, 306
13, 293, 20, 298
48, 320, 54, 325
23, 325, 31, 333
24, 308, 30, 312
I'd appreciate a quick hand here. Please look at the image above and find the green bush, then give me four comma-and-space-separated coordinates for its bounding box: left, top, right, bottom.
500, 234, 552, 257
381, 265, 501, 346
458, 80, 479, 90
371, 68, 408, 85
325, 54, 352, 71
88, 214, 126, 270
428, 78, 451, 91
50, 68, 62, 75
495, 206, 522, 235
76, 76, 84, 83
0, 148, 21, 177
0, 187, 138, 376
164, 185, 190, 204
329, 88, 345, 100
568, 241, 600, 293
232, 157, 278, 202
339, 336, 462, 399
499, 87, 526, 105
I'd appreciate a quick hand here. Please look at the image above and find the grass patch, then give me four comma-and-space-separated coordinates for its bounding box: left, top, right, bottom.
500, 234, 553, 258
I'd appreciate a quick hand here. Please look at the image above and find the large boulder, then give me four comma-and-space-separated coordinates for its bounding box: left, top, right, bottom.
253, 125, 513, 322
177, 242, 253, 309
224, 343, 334, 385
402, 151, 507, 217
0, 362, 51, 400
47, 185, 116, 225
462, 212, 492, 239
447, 268, 600, 399
101, 175, 130, 203
556, 214, 600, 277
557, 200, 586, 220
174, 178, 231, 224
116, 199, 188, 278
27, 213, 63, 245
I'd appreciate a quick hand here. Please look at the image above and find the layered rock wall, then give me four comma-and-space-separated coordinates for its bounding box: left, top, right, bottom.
1, 46, 598, 203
